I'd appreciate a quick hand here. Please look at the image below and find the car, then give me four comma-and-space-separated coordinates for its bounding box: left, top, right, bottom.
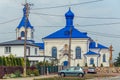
58, 66, 85, 77
87, 67, 97, 74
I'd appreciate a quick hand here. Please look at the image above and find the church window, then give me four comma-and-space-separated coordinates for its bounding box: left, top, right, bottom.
21, 31, 25, 37
31, 32, 34, 39
52, 47, 57, 58
35, 48, 37, 55
103, 54, 106, 62
5, 47, 11, 53
75, 47, 81, 59
26, 47, 30, 56
90, 58, 94, 64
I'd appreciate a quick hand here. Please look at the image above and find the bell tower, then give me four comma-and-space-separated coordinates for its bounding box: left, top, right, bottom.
16, 6, 34, 41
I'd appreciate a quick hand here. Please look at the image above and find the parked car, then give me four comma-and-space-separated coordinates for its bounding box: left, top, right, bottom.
87, 67, 97, 74
58, 66, 85, 77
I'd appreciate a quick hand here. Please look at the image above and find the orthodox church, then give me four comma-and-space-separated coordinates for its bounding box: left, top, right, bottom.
0, 6, 110, 67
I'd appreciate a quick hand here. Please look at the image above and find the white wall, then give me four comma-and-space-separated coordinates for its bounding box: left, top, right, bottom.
16, 27, 34, 40
85, 55, 99, 67
0, 45, 40, 57
44, 38, 110, 67
44, 38, 89, 66
39, 49, 44, 56
99, 49, 109, 67
0, 46, 24, 57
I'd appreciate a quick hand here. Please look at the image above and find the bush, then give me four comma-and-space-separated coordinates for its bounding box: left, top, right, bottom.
92, 64, 95, 67
85, 63, 88, 67
27, 69, 39, 76
27, 69, 33, 75
10, 73, 16, 78
2, 74, 10, 79
77, 64, 79, 67
33, 69, 39, 76
0, 55, 30, 67
14, 70, 21, 77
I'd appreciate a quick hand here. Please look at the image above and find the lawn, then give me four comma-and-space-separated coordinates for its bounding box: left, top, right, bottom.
34, 73, 115, 80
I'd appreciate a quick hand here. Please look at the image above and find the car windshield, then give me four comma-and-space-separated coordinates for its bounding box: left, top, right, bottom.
67, 67, 74, 70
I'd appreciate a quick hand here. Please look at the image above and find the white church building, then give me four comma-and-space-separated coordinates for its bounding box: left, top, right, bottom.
0, 6, 110, 67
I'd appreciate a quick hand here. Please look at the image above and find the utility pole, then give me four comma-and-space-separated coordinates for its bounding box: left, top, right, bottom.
68, 26, 72, 68
23, 0, 32, 77
109, 45, 114, 67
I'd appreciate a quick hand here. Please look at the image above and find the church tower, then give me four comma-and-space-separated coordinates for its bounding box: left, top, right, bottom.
16, 6, 34, 42
65, 8, 74, 28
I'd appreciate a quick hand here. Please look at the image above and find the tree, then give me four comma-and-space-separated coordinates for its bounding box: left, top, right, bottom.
26, 58, 30, 67
3, 56, 7, 66
0, 57, 2, 66
100, 63, 103, 67
114, 52, 120, 67
92, 64, 95, 67
77, 64, 80, 67
85, 63, 88, 67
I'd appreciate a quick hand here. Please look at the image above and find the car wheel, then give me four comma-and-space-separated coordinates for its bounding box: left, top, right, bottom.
78, 73, 83, 77
60, 73, 65, 77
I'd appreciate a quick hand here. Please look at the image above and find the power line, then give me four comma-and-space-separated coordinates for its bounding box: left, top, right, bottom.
31, 12, 63, 17
34, 21, 120, 28
31, 12, 120, 20
77, 28, 120, 38
76, 22, 120, 27
0, 32, 15, 34
0, 17, 21, 24
31, 0, 103, 10
88, 32, 120, 38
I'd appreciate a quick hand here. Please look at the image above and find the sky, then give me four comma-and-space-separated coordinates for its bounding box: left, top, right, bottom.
0, 0, 120, 60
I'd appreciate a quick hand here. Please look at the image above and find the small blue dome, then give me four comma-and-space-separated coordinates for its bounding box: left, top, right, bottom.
65, 8, 74, 18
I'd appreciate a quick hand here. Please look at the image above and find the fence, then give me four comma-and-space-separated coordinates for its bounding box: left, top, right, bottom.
96, 67, 120, 73
37, 66, 58, 75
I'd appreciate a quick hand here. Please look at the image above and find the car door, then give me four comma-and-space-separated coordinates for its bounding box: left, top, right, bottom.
73, 67, 81, 76
65, 67, 74, 76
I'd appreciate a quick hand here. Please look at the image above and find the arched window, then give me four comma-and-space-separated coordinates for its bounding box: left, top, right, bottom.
75, 47, 81, 59
52, 47, 57, 58
31, 32, 34, 39
103, 54, 106, 62
90, 58, 94, 64
21, 31, 25, 37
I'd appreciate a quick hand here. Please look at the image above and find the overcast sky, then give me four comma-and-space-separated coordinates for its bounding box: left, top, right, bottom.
0, 0, 120, 59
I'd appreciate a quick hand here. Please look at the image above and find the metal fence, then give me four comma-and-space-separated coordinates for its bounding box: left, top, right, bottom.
37, 66, 58, 75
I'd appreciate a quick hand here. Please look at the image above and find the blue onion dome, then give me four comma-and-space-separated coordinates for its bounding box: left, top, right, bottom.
65, 8, 74, 19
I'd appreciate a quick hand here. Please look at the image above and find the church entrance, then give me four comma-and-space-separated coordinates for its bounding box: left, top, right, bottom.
63, 61, 68, 66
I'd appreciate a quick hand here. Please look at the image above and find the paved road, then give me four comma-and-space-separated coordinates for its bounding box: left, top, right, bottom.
0, 74, 58, 80
1, 74, 120, 80
87, 76, 120, 80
